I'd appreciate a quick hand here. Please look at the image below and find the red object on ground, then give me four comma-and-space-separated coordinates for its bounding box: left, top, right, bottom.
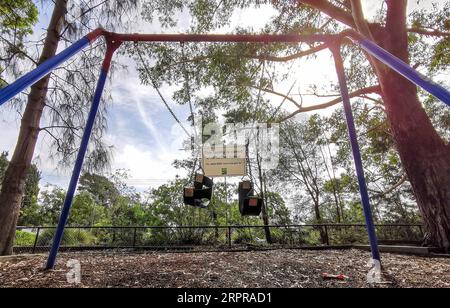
322, 273, 349, 280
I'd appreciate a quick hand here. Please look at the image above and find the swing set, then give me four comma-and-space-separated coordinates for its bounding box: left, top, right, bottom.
1, 28, 449, 271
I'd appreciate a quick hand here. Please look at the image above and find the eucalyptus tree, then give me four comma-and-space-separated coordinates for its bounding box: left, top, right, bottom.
277, 118, 332, 243
136, 0, 450, 250
325, 99, 421, 224
0, 0, 140, 255
78, 172, 120, 208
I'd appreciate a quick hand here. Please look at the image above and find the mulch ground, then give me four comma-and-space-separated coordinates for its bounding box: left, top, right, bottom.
0, 249, 449, 288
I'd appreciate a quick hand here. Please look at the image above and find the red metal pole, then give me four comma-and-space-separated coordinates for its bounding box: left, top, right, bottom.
105, 32, 336, 44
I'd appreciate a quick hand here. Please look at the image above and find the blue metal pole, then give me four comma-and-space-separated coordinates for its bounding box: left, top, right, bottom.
0, 38, 89, 106
0, 29, 104, 106
357, 38, 450, 107
45, 68, 108, 269
332, 48, 381, 262
45, 40, 119, 269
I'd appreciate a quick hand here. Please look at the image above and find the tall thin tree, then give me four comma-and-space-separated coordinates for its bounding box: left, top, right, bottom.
0, 0, 139, 255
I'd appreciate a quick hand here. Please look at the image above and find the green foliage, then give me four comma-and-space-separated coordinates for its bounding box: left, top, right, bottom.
148, 178, 215, 227
0, 0, 37, 35
0, 151, 8, 180
0, 152, 9, 184
78, 173, 120, 207
5, 0, 449, 251
300, 229, 322, 246
14, 230, 36, 246
37, 228, 96, 246
0, 0, 38, 86
0, 152, 43, 226
424, 95, 450, 140
269, 227, 297, 245
69, 191, 108, 226
430, 38, 450, 74
7, 156, 423, 248
1, 1, 141, 174
5, 0, 447, 247
232, 229, 257, 245
38, 186, 66, 225
132, 0, 446, 231
410, 3, 450, 73
329, 227, 367, 245
18, 164, 41, 226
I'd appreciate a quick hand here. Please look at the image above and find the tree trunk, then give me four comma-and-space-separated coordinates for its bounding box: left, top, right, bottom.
256, 148, 272, 244
312, 198, 328, 245
379, 71, 450, 250
333, 193, 341, 223
374, 0, 450, 251
0, 0, 67, 255
259, 174, 273, 244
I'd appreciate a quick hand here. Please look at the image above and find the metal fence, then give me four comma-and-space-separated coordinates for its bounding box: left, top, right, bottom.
14, 224, 424, 254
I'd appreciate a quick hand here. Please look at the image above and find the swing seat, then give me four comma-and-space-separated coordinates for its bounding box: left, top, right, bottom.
194, 174, 213, 190
184, 174, 214, 208
183, 187, 195, 205
183, 186, 213, 208
238, 181, 263, 216
240, 197, 263, 216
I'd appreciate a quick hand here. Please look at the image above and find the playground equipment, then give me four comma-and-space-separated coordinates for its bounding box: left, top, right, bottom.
1, 28, 450, 270
183, 174, 214, 208
238, 180, 263, 216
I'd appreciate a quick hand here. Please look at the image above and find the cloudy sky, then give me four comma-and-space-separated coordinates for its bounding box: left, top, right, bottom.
0, 0, 439, 191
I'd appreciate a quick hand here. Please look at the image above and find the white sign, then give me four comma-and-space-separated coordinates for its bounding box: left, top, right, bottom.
202, 150, 246, 177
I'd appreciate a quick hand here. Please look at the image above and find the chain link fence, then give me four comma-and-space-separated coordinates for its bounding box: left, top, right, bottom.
14, 224, 424, 254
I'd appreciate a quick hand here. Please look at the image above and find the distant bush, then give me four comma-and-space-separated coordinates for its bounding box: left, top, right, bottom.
301, 228, 322, 246
329, 228, 367, 245
175, 229, 205, 245
15, 230, 36, 246
232, 230, 255, 245
270, 228, 298, 245
37, 229, 96, 246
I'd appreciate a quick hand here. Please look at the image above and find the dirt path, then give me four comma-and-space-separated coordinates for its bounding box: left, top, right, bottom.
0, 249, 449, 288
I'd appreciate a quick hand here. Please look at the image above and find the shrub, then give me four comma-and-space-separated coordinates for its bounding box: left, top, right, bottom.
232, 230, 255, 245
330, 228, 367, 244
301, 228, 322, 246
15, 230, 36, 246
270, 228, 298, 245
37, 228, 96, 246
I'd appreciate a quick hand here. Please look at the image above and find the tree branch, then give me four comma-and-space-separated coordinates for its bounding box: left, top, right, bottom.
375, 173, 408, 198
60, 0, 109, 37
249, 85, 302, 109
407, 28, 450, 38
280, 85, 381, 122
41, 128, 64, 153
349, 0, 389, 76
299, 0, 356, 28
247, 44, 329, 62
168, 44, 329, 69
40, 125, 81, 131
350, 0, 374, 40
43, 102, 83, 139
0, 36, 38, 65
359, 94, 384, 107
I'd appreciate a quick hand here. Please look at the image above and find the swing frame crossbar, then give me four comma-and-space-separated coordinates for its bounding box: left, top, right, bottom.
1, 28, 449, 270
